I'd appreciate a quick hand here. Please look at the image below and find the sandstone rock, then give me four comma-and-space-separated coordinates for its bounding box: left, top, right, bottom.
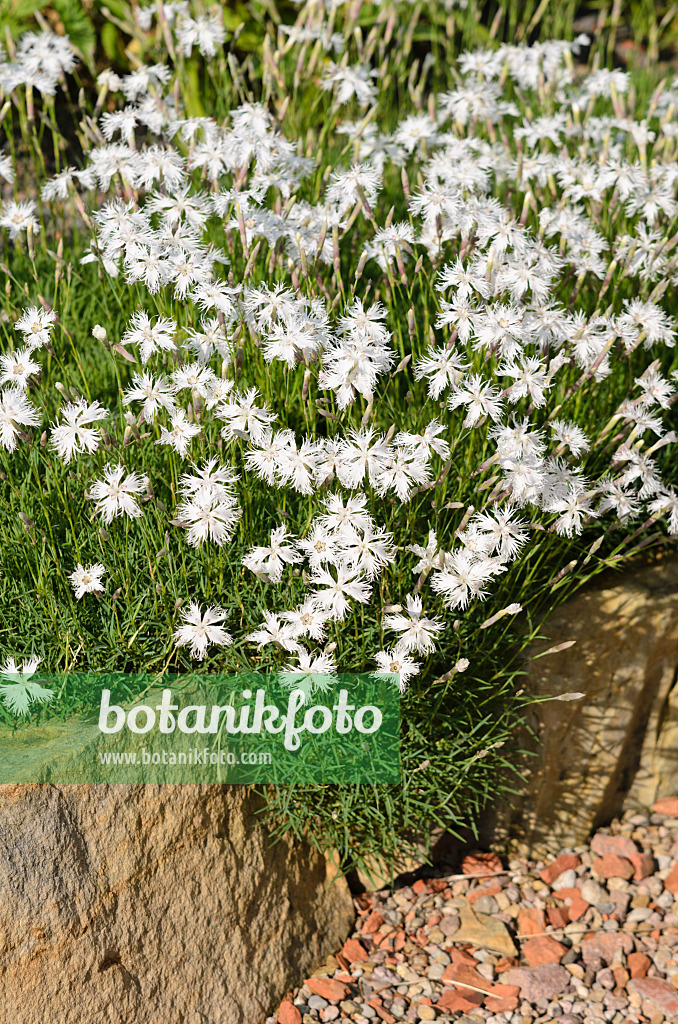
471, 892, 500, 914
478, 557, 678, 856
546, 907, 569, 928
0, 784, 353, 1024
580, 879, 610, 909
613, 965, 629, 988
553, 886, 588, 922
451, 897, 517, 957
366, 996, 397, 1022
439, 914, 460, 937
443, 961, 492, 991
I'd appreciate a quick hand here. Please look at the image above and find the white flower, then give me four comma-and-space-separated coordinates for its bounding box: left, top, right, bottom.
635, 370, 674, 410
0, 154, 15, 184
282, 600, 332, 641
279, 649, 338, 696
321, 62, 377, 106
373, 649, 420, 692
396, 420, 451, 461
319, 493, 373, 535
176, 10, 226, 58
335, 524, 395, 580
0, 200, 39, 238
277, 436, 324, 495
242, 526, 302, 583
0, 656, 53, 716
648, 488, 678, 534
15, 306, 56, 349
50, 399, 107, 464
319, 332, 395, 409
171, 362, 217, 398
69, 563, 106, 599
174, 602, 232, 661
178, 458, 239, 498
598, 478, 641, 521
448, 374, 504, 427
246, 612, 302, 653
41, 167, 75, 201
310, 566, 371, 621
183, 316, 228, 362
407, 530, 444, 575
245, 429, 295, 486
217, 387, 276, 442
123, 372, 176, 422
326, 162, 382, 212
336, 428, 393, 488
0, 347, 41, 389
501, 358, 550, 407
88, 463, 147, 523
122, 311, 177, 364
374, 448, 430, 503
156, 409, 201, 457
551, 419, 590, 457
546, 486, 598, 537
383, 595, 444, 655
177, 486, 241, 547
471, 506, 528, 560
431, 550, 505, 610
0, 387, 40, 451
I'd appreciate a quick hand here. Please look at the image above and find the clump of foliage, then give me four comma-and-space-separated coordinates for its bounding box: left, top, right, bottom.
0, 0, 675, 873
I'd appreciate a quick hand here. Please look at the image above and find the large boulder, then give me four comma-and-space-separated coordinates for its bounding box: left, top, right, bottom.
0, 783, 354, 1024
481, 556, 678, 856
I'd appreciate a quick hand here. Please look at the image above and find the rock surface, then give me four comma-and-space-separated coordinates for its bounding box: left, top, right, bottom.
0, 784, 354, 1024
483, 556, 678, 855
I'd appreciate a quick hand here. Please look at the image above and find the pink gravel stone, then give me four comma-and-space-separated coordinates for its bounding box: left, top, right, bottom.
628, 977, 678, 1015
664, 862, 678, 893
540, 853, 581, 886
522, 936, 568, 965
501, 964, 570, 1003
278, 1000, 302, 1024
591, 833, 639, 860
580, 932, 634, 967
652, 797, 678, 816
591, 854, 635, 880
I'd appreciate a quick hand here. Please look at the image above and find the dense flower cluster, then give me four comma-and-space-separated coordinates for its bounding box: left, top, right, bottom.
0, 2, 677, 715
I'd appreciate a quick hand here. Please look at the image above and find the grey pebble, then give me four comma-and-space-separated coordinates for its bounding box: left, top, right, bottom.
308, 994, 328, 1010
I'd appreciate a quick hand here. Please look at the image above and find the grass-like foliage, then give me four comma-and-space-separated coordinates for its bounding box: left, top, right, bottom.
0, 1, 676, 873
